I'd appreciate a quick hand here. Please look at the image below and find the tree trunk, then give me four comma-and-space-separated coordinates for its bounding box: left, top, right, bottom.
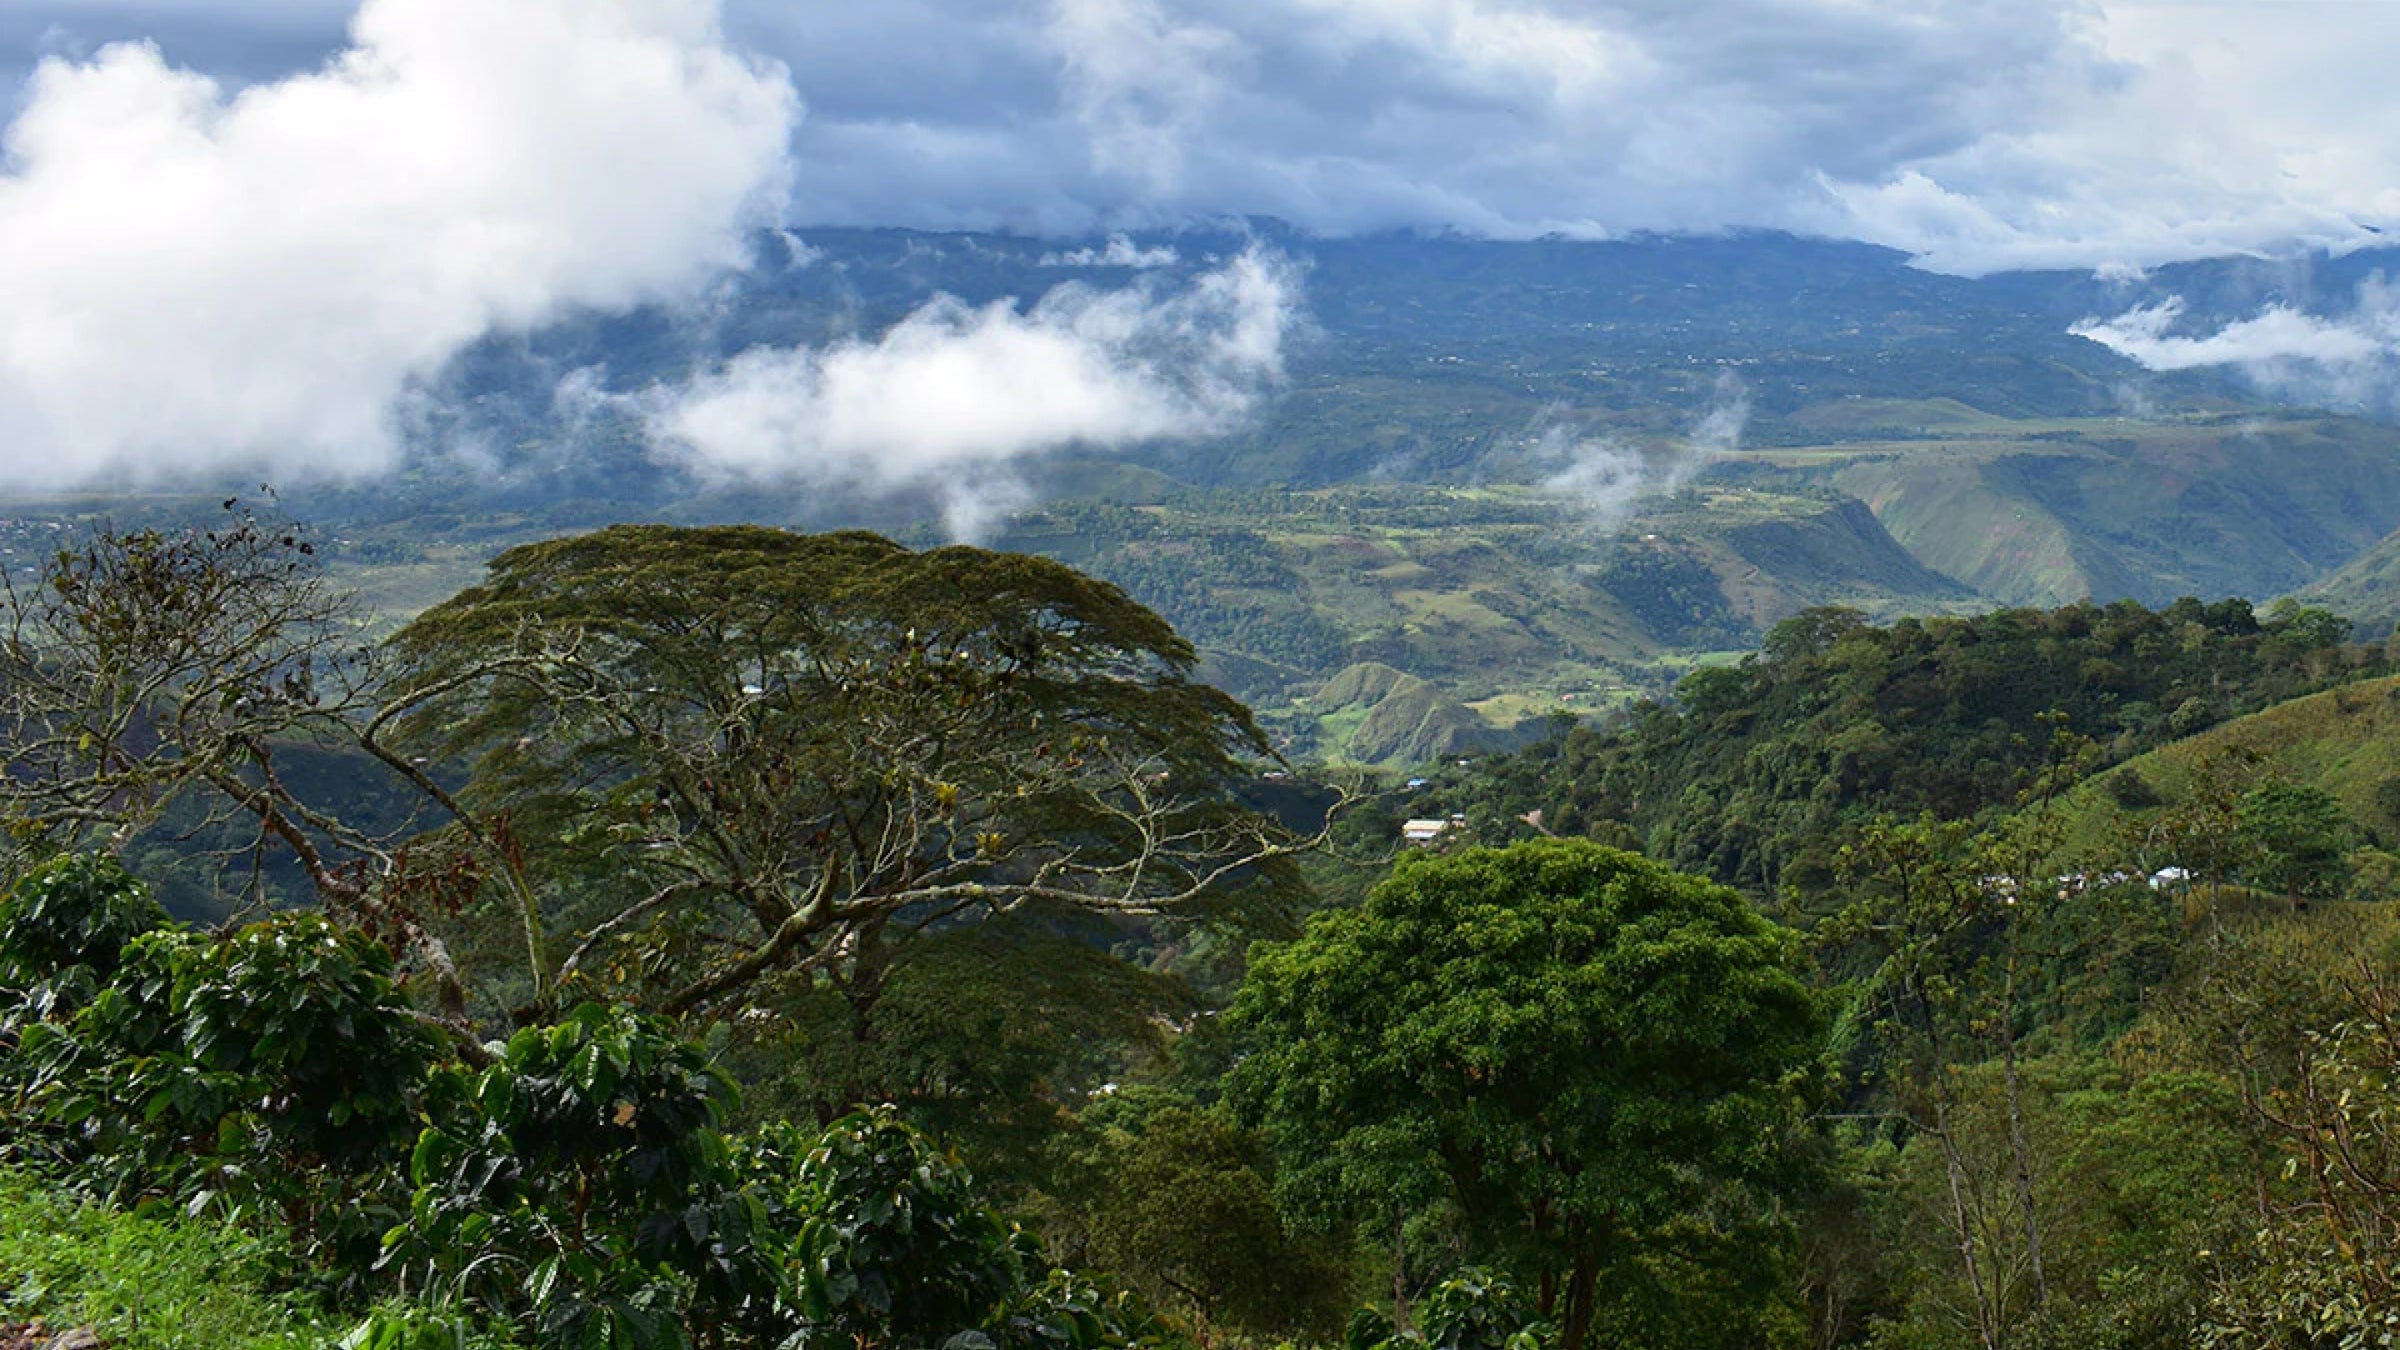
1935, 1095, 2005, 1350
1532, 1194, 1557, 1317
1561, 1218, 1600, 1350
836, 917, 892, 1113
1999, 952, 2049, 1312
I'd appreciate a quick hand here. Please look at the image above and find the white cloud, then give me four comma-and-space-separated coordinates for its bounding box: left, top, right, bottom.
1039, 234, 1181, 268
0, 0, 797, 489
728, 0, 2400, 273
1050, 0, 1240, 198
2073, 280, 2400, 410
2073, 297, 2388, 373
1539, 370, 1745, 535
638, 249, 1300, 537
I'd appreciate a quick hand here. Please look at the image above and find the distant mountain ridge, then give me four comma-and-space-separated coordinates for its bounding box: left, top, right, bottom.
24, 227, 2400, 752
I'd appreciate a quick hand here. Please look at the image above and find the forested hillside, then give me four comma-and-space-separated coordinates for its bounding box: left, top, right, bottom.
9, 515, 2400, 1350
1409, 596, 2368, 888
24, 233, 2400, 763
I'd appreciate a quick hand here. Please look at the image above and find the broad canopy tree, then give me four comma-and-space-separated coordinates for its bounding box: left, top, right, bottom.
1230, 839, 1827, 1350
381, 524, 1307, 1022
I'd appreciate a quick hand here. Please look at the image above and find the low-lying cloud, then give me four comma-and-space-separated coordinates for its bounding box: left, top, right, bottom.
2073, 297, 2388, 371
0, 0, 797, 489
2073, 283, 2400, 410
1541, 370, 1747, 536
637, 249, 1300, 537
1039, 235, 1181, 268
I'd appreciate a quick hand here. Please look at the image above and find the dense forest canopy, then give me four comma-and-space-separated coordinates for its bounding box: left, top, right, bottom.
5, 513, 2400, 1350
1416, 596, 2369, 891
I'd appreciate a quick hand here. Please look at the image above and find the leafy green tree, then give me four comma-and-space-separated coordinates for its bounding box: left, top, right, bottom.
0, 505, 358, 872
753, 1107, 1183, 1350
2236, 781, 2354, 907
0, 506, 496, 1025
717, 911, 1192, 1189
1436, 600, 2364, 893
1230, 840, 1826, 1350
1063, 1106, 1355, 1338
1347, 1267, 1550, 1350
380, 525, 1311, 1023
0, 852, 168, 1028
2200, 967, 2400, 1349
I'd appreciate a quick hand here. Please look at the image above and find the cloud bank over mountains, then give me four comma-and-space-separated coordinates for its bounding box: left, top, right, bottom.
6, 0, 2400, 500
753, 0, 2400, 275
0, 0, 1306, 504
13, 0, 2400, 277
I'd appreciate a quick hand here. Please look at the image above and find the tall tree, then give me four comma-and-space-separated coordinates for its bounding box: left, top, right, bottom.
381, 525, 1312, 1022
1229, 839, 1827, 1350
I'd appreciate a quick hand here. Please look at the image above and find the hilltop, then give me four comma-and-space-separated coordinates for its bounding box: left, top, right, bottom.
2057, 674, 2400, 859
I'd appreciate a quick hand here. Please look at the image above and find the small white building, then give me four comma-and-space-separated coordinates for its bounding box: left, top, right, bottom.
1402, 815, 1468, 846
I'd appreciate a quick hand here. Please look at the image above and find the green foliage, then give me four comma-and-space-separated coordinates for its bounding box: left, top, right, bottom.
1863, 1059, 2255, 1350
2196, 983, 2400, 1349
1434, 600, 2372, 890
0, 1166, 327, 1350
387, 1016, 1183, 1350
719, 913, 1193, 1191
383, 523, 1291, 1021
1349, 1268, 1551, 1350
1060, 1107, 1356, 1338
8, 900, 435, 1274
337, 1299, 523, 1350
781, 1107, 1027, 1335
2236, 781, 2355, 903
769, 1107, 1184, 1350
0, 853, 168, 992
1232, 840, 1827, 1350
387, 1002, 763, 1350
0, 854, 169, 1095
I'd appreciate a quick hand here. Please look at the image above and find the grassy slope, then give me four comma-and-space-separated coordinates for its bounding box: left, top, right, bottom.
1804, 415, 2400, 608
0, 1171, 326, 1350
1009, 483, 1974, 701
2061, 675, 2400, 855
23, 406, 2400, 755
2299, 534, 2400, 640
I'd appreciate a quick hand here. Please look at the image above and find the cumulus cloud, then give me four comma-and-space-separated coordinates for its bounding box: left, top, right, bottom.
636, 249, 1300, 538
1050, 0, 1239, 198
2073, 298, 2387, 372
2073, 281, 2400, 410
0, 0, 797, 489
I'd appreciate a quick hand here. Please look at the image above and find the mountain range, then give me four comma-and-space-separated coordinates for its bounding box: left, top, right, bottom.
17, 227, 2400, 762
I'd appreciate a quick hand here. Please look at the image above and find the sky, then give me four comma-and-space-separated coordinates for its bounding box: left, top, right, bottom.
10, 0, 2398, 274
3, 0, 2398, 501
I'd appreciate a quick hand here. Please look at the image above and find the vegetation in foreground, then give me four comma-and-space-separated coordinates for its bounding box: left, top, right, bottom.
0, 1166, 326, 1350
8, 508, 2400, 1348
